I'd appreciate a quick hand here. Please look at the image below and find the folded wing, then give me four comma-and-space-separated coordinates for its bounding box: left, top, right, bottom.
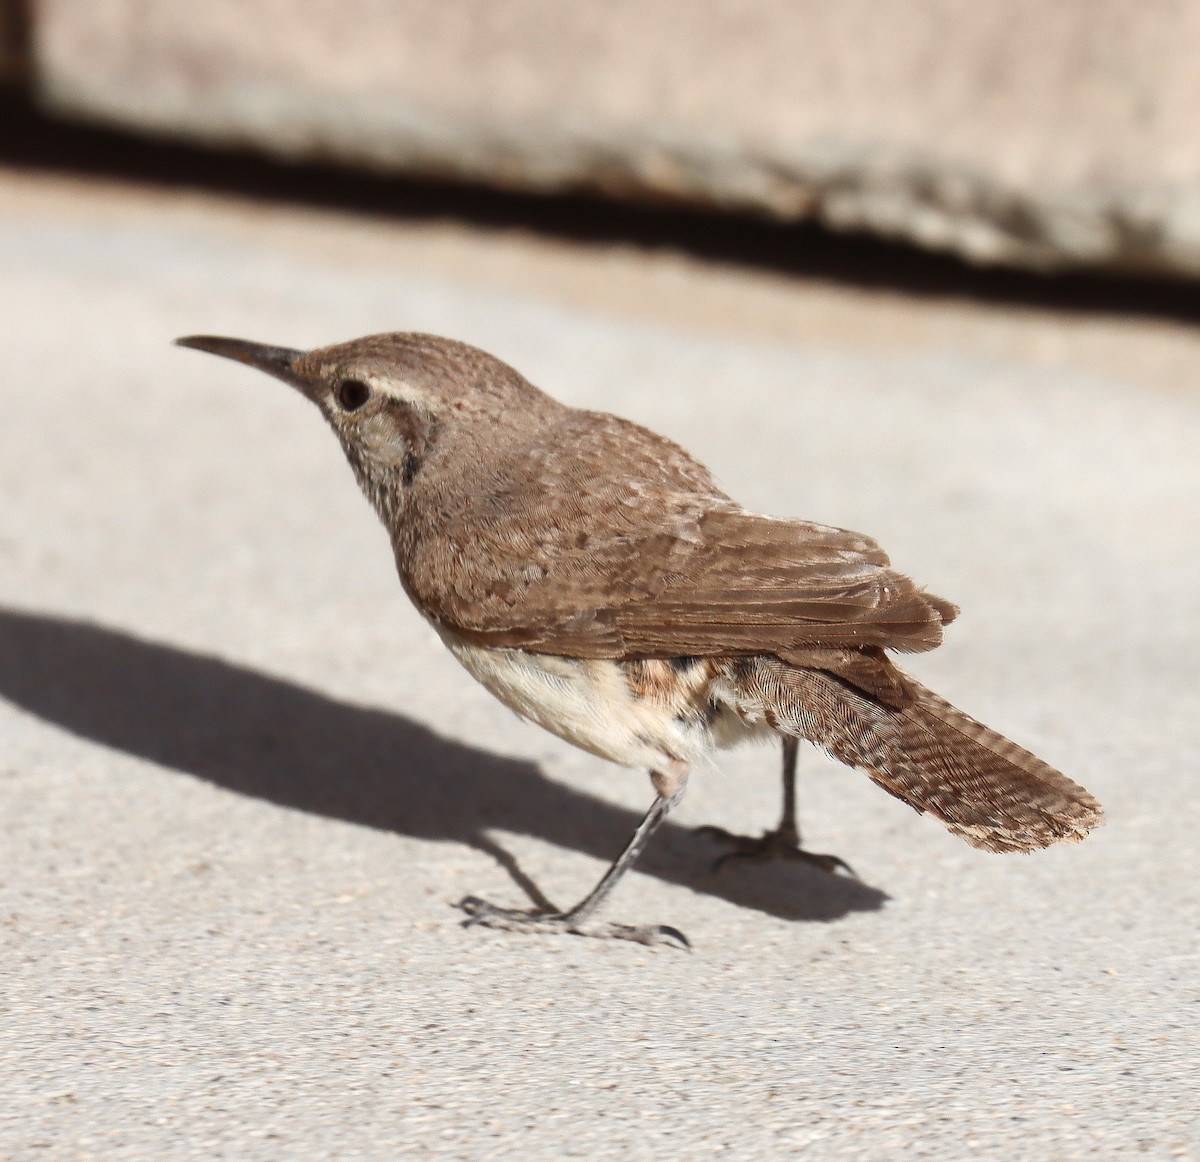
436, 504, 957, 665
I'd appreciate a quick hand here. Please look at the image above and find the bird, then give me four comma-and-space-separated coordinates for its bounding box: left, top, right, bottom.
177, 331, 1104, 949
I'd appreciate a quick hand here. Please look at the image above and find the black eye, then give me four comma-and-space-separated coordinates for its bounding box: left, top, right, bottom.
336, 379, 370, 411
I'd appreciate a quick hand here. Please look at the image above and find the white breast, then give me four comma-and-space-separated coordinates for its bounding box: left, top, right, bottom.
435, 629, 719, 771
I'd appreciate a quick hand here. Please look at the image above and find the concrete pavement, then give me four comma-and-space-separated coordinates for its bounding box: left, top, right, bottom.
1, 170, 1197, 1158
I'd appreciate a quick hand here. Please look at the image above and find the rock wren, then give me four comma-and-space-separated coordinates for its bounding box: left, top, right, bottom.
178, 331, 1104, 949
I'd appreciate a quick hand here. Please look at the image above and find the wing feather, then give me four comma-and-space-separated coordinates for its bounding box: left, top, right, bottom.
431, 506, 956, 659
402, 411, 957, 665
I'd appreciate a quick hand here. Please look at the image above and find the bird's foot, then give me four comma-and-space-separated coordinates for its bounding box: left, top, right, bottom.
695, 825, 857, 878
457, 896, 690, 950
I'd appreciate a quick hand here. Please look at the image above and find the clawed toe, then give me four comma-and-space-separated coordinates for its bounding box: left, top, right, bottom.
458, 895, 567, 936
457, 896, 690, 950
697, 827, 858, 878
591, 921, 691, 950
787, 849, 857, 878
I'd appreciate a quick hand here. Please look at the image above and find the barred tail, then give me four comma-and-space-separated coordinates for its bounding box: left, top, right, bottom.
755, 661, 1104, 853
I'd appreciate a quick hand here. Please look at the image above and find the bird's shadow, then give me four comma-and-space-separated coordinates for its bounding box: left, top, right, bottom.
0, 607, 887, 923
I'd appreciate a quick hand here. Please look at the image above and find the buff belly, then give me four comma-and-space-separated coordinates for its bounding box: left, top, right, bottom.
436, 629, 764, 771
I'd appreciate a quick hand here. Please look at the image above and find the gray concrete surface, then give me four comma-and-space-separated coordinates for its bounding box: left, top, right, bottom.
31, 0, 1200, 278
1, 171, 1198, 1158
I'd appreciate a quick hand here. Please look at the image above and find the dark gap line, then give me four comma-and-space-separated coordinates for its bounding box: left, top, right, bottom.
2, 91, 1199, 325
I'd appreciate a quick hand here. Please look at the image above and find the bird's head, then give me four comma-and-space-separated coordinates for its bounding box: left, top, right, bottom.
176, 331, 560, 526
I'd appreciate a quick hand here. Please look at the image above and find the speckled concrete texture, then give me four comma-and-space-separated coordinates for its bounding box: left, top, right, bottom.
1, 172, 1197, 1158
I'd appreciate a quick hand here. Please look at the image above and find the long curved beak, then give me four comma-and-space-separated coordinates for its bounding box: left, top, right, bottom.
175, 335, 309, 392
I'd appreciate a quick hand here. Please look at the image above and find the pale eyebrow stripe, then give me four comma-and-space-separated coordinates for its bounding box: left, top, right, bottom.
370, 377, 431, 408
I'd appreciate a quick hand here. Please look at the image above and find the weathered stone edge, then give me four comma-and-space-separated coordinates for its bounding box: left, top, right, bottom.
37, 71, 1200, 279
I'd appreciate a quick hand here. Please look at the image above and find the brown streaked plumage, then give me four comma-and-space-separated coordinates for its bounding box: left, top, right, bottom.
177, 330, 1104, 949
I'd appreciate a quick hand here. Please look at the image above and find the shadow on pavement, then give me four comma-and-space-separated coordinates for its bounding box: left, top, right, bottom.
0, 605, 887, 923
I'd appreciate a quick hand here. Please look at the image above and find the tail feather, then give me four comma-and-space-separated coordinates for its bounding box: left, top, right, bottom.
750, 660, 1104, 853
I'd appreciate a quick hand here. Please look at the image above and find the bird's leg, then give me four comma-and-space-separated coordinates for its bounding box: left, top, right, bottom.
697, 736, 857, 876
458, 762, 691, 950
776, 733, 801, 847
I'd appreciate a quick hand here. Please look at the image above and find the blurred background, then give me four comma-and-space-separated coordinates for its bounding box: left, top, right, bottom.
2, 3, 1198, 1158
7, 0, 1200, 279
5, 1, 1200, 385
